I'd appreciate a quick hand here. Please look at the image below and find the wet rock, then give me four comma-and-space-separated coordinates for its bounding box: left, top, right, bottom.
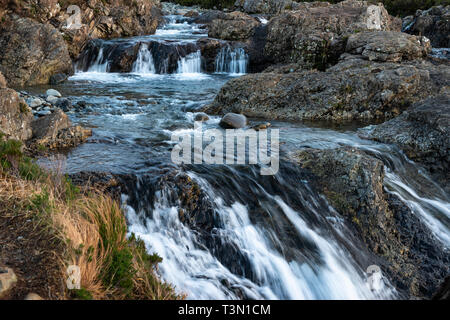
251, 122, 271, 131
346, 31, 431, 62
205, 57, 449, 123
403, 5, 450, 48
293, 147, 449, 299
0, 15, 73, 87
28, 97, 45, 109
49, 73, 68, 85
0, 88, 33, 141
264, 0, 401, 69
54, 98, 72, 112
234, 0, 303, 14
30, 109, 92, 149
0, 267, 17, 298
194, 112, 210, 122
184, 10, 199, 18
46, 89, 62, 98
219, 113, 248, 129
46, 96, 59, 104
193, 10, 227, 24
208, 11, 261, 41
359, 94, 450, 193
432, 276, 450, 300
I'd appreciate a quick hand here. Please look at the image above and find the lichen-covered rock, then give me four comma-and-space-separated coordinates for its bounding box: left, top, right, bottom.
208, 11, 260, 41
293, 147, 449, 299
359, 94, 450, 192
204, 57, 449, 123
403, 5, 450, 48
264, 0, 401, 69
30, 109, 92, 149
0, 15, 73, 87
346, 31, 431, 62
0, 87, 33, 141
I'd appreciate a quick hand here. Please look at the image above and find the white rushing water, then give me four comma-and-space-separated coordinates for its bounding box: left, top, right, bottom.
87, 47, 110, 73
215, 47, 248, 75
177, 50, 202, 74
124, 173, 395, 300
132, 44, 156, 74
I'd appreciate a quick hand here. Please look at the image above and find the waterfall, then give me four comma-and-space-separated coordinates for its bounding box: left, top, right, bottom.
177, 50, 202, 74
87, 47, 109, 73
215, 47, 248, 75
132, 44, 156, 74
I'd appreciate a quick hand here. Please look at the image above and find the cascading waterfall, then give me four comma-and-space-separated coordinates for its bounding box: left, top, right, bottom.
215, 47, 248, 75
87, 47, 109, 73
132, 44, 156, 74
177, 50, 202, 74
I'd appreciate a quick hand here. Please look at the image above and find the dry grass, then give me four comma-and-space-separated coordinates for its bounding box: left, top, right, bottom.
0, 143, 182, 300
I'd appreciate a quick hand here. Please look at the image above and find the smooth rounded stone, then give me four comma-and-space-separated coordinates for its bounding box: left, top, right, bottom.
0, 267, 17, 298
35, 110, 52, 117
251, 122, 271, 131
28, 97, 45, 108
25, 293, 44, 300
194, 112, 210, 122
219, 113, 248, 129
46, 89, 62, 98
46, 95, 59, 103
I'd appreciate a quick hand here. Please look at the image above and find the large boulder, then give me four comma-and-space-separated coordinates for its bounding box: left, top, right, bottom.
264, 0, 401, 69
0, 15, 73, 87
359, 94, 450, 192
346, 31, 431, 62
234, 0, 303, 14
0, 86, 33, 141
208, 11, 260, 41
204, 56, 449, 123
293, 147, 449, 299
403, 5, 450, 48
30, 109, 92, 149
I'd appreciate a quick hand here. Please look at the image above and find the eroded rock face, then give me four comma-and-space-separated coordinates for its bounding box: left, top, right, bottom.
208, 11, 260, 41
264, 0, 401, 69
359, 94, 450, 192
0, 15, 73, 87
30, 109, 92, 149
346, 31, 431, 62
293, 147, 449, 299
0, 87, 33, 141
204, 57, 448, 123
403, 5, 450, 48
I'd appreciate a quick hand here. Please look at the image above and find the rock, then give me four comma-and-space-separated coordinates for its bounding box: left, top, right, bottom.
46, 89, 62, 98
193, 10, 227, 24
0, 88, 33, 141
204, 57, 449, 123
264, 0, 401, 69
0, 15, 73, 87
0, 72, 6, 88
234, 0, 303, 14
359, 94, 450, 193
292, 147, 449, 298
30, 108, 92, 149
251, 122, 271, 131
54, 98, 72, 112
0, 267, 17, 298
403, 5, 450, 48
184, 10, 199, 18
346, 31, 431, 62
28, 98, 45, 109
208, 11, 261, 41
219, 113, 248, 129
49, 73, 68, 85
24, 293, 44, 300
46, 96, 59, 104
432, 276, 450, 300
194, 112, 210, 122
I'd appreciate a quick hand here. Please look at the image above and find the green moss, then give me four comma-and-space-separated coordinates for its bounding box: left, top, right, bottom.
71, 288, 93, 300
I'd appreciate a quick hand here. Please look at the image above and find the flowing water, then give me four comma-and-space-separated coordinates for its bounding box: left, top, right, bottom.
32, 15, 449, 300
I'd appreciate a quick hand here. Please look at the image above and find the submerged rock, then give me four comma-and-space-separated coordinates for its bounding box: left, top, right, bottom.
204, 57, 449, 123
293, 147, 449, 299
0, 15, 73, 87
359, 94, 450, 192
219, 113, 248, 129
